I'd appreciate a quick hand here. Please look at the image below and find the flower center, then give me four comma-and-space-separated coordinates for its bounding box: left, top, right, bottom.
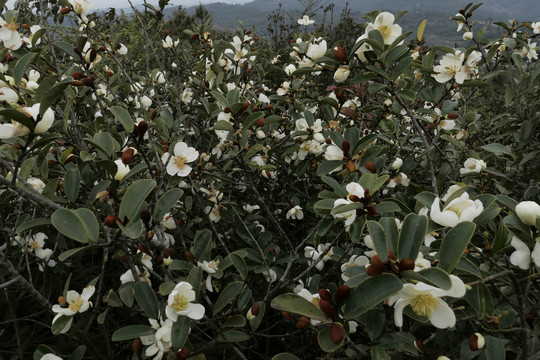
378, 25, 392, 40
173, 155, 187, 169
69, 297, 84, 313
172, 294, 189, 312
29, 241, 39, 251
209, 260, 219, 271
311, 297, 320, 307
410, 294, 439, 317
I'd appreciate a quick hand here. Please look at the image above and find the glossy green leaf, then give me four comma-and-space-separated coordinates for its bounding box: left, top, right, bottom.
223, 314, 246, 328
51, 208, 99, 243
109, 106, 135, 133
401, 268, 452, 290
397, 214, 428, 261
271, 293, 330, 323
0, 108, 34, 131
39, 80, 70, 116
317, 160, 343, 176
366, 310, 385, 340
271, 354, 301, 360
344, 274, 402, 319
193, 229, 212, 262
111, 325, 155, 341
118, 179, 156, 222
154, 189, 184, 221
58, 245, 91, 262
16, 217, 51, 234
367, 220, 388, 261
171, 316, 190, 351
187, 266, 203, 302
134, 281, 158, 319
249, 301, 266, 331
417, 19, 428, 41
218, 330, 250, 342
213, 281, 244, 315
439, 221, 476, 273
14, 52, 37, 86
51, 315, 72, 335
64, 167, 80, 202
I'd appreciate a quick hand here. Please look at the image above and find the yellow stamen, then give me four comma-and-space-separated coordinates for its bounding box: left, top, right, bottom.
69, 297, 84, 312
173, 155, 187, 170
29, 241, 39, 251
378, 25, 392, 40
172, 294, 189, 312
410, 294, 439, 317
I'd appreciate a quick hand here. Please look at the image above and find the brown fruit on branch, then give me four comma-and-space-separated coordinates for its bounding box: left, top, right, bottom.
335, 285, 350, 304
318, 299, 335, 319
296, 316, 310, 329
250, 303, 260, 316
329, 322, 346, 344
318, 289, 332, 302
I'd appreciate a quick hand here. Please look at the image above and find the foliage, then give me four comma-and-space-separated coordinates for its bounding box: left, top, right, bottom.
1, 1, 540, 360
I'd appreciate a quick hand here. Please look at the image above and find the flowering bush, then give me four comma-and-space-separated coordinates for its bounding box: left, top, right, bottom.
1, 1, 540, 359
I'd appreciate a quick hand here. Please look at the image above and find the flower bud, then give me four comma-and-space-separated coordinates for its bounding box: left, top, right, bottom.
264, 104, 274, 111
391, 157, 403, 170
366, 263, 385, 276
122, 148, 136, 164
282, 311, 295, 321
190, 33, 200, 41
341, 140, 350, 155
60, 7, 71, 14
104, 215, 121, 228
318, 289, 332, 302
136, 120, 148, 139
250, 303, 260, 317
463, 31, 473, 40
296, 316, 309, 329
329, 322, 346, 344
58, 296, 67, 306
163, 247, 176, 259
366, 205, 378, 216
346, 159, 356, 173
334, 66, 351, 83
349, 194, 361, 202
413, 339, 425, 352
256, 118, 265, 127
238, 101, 250, 114
176, 348, 190, 360
133, 338, 142, 355
335, 285, 350, 304
71, 80, 83, 86
318, 299, 335, 318
398, 257, 415, 271
469, 333, 485, 351
185, 251, 195, 262
140, 209, 151, 225
365, 161, 377, 173
70, 71, 84, 80
85, 48, 97, 64
333, 46, 348, 62
81, 77, 95, 87
515, 201, 540, 226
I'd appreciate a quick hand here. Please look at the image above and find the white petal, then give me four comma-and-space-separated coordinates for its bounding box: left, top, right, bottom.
187, 303, 205, 320
429, 300, 456, 329
393, 298, 410, 327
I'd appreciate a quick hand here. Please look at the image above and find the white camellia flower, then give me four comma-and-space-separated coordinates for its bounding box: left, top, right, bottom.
460, 158, 486, 175
433, 50, 481, 84
0, 86, 19, 103
69, 0, 93, 15
0, 104, 55, 139
297, 288, 322, 325
346, 182, 365, 200
334, 66, 350, 83
365, 12, 402, 45
306, 40, 327, 63
304, 243, 333, 271
430, 193, 483, 227
114, 159, 130, 181
140, 318, 173, 360
117, 43, 128, 55
532, 22, 540, 34
162, 35, 179, 48
441, 184, 464, 202
165, 282, 205, 321
284, 64, 296, 75
26, 232, 53, 260
354, 34, 372, 62
297, 15, 315, 25
391, 158, 403, 170
27, 177, 46, 193
262, 268, 277, 283
162, 212, 176, 230
509, 236, 531, 270
198, 259, 219, 292
52, 286, 95, 333
388, 275, 466, 329
161, 142, 199, 177
463, 31, 473, 40
0, 17, 22, 50
332, 198, 356, 230
515, 201, 540, 226
286, 205, 304, 220
531, 239, 540, 267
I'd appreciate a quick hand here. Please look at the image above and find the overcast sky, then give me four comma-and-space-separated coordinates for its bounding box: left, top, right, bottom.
6, 0, 254, 10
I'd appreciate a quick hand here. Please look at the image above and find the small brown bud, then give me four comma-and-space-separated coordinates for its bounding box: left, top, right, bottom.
71, 80, 83, 86
21, 23, 30, 31
370, 254, 383, 266
140, 209, 151, 224
151, 109, 157, 120
366, 263, 385, 276
318, 299, 335, 319
163, 29, 170, 37
70, 71, 84, 80
264, 104, 274, 111
145, 230, 154, 242
365, 161, 377, 173
366, 205, 378, 216
341, 140, 350, 155
466, 11, 472, 18
122, 148, 136, 164
256, 118, 265, 127
176, 348, 190, 360
136, 120, 148, 138
458, 8, 465, 15
349, 194, 361, 202
163, 247, 176, 259
469, 333, 485, 351
318, 289, 332, 302
296, 316, 309, 329
190, 33, 200, 41
104, 215, 121, 228
47, 160, 57, 166
60, 7, 71, 14
329, 322, 346, 344
238, 101, 250, 114
335, 285, 350, 304
398, 258, 415, 271
268, 247, 276, 256
446, 113, 459, 119
106, 70, 114, 76
346, 159, 356, 173
387, 250, 397, 262
185, 251, 195, 262
414, 339, 425, 352
81, 77, 95, 86
282, 311, 295, 321
250, 303, 260, 316
138, 244, 149, 253
64, 154, 76, 164
333, 46, 348, 63
58, 296, 67, 306
325, 137, 332, 144
223, 107, 232, 113
132, 338, 142, 355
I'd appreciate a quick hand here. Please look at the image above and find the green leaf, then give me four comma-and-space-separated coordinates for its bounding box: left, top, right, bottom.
484, 335, 506, 360
117, 219, 144, 239
187, 266, 203, 301
51, 208, 99, 243
397, 214, 428, 261
109, 106, 135, 133
154, 188, 183, 220
64, 167, 81, 202
439, 221, 476, 273
213, 120, 235, 132
271, 354, 301, 360
380, 217, 399, 253
51, 314, 72, 335
118, 283, 134, 307
39, 80, 70, 116
218, 330, 250, 342
33, 345, 55, 360
118, 179, 156, 222
0, 108, 34, 131
14, 52, 37, 86
70, 345, 87, 360
58, 245, 91, 262
392, 56, 413, 79
271, 293, 330, 323
481, 143, 513, 157
371, 345, 391, 360
193, 229, 212, 262
16, 217, 51, 234
366, 310, 385, 340
367, 220, 388, 261
417, 19, 427, 41
344, 274, 402, 319
111, 325, 155, 341
171, 316, 190, 351
53, 41, 81, 60
249, 301, 266, 331
317, 160, 343, 176
223, 314, 247, 328
134, 281, 159, 319
213, 281, 244, 315
401, 268, 452, 290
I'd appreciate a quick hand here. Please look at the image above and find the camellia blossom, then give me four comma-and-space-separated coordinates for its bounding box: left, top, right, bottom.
304, 243, 333, 271
165, 282, 205, 321
286, 205, 304, 220
509, 236, 531, 270
198, 259, 219, 292
430, 193, 483, 227
297, 15, 315, 25
26, 232, 53, 261
161, 142, 198, 177
365, 12, 402, 45
140, 318, 173, 360
334, 66, 350, 83
515, 201, 540, 226
388, 275, 466, 329
0, 17, 22, 50
433, 50, 482, 84
460, 158, 487, 175
69, 0, 93, 15
0, 104, 55, 139
114, 159, 130, 181
52, 285, 95, 333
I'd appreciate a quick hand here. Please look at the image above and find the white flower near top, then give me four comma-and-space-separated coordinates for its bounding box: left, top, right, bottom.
284, 64, 296, 75
161, 142, 198, 177
365, 12, 402, 45
430, 193, 483, 227
0, 104, 55, 139
286, 205, 304, 220
441, 184, 464, 202
346, 182, 365, 200
324, 144, 344, 161
463, 31, 473, 40
460, 158, 486, 175
165, 282, 205, 321
140, 318, 173, 360
297, 15, 315, 25
69, 0, 93, 15
391, 158, 403, 170
516, 201, 540, 226
433, 50, 481, 84
162, 35, 179, 48
0, 17, 22, 50
199, 259, 219, 292
532, 22, 540, 34
509, 236, 531, 270
304, 243, 333, 271
388, 275, 466, 329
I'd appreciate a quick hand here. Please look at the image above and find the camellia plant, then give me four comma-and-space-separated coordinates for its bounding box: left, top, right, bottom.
1, 1, 540, 359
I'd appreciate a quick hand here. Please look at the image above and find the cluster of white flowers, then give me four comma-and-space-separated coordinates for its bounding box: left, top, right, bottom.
433, 50, 481, 84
